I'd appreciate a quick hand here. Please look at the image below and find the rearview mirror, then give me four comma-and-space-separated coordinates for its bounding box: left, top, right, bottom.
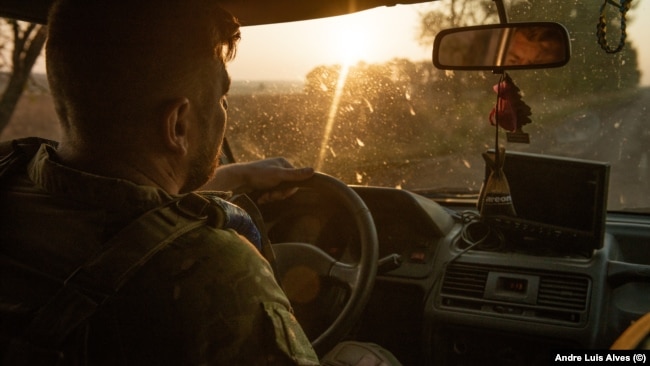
433, 22, 571, 70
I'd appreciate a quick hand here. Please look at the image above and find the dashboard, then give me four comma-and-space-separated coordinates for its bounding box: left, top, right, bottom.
259, 183, 650, 365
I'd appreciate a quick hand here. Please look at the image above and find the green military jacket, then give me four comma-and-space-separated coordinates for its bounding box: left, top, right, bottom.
0, 141, 319, 365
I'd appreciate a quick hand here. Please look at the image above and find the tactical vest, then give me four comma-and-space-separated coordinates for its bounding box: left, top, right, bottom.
0, 138, 270, 365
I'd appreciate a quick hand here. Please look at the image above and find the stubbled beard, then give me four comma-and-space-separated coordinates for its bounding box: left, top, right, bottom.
180, 139, 221, 193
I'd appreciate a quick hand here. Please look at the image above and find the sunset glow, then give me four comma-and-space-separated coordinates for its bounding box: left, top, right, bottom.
229, 5, 430, 81
327, 17, 376, 67
315, 20, 371, 170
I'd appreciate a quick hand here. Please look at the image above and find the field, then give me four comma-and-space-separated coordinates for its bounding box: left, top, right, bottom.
0, 92, 60, 141
0, 78, 301, 142
3, 71, 648, 210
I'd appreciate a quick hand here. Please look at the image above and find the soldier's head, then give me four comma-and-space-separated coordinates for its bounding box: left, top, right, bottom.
46, 0, 241, 192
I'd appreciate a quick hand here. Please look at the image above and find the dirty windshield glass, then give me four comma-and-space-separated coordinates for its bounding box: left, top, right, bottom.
225, 0, 649, 213
3, 1, 646, 213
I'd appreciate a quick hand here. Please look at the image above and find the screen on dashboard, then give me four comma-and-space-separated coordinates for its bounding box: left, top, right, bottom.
484, 150, 610, 249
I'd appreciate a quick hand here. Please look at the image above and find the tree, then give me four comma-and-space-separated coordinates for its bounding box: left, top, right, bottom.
0, 19, 47, 134
418, 0, 496, 45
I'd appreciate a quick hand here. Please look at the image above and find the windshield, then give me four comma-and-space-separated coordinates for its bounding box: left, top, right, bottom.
225, 0, 649, 213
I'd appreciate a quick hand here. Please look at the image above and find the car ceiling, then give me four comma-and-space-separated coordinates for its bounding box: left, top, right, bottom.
1, 0, 434, 25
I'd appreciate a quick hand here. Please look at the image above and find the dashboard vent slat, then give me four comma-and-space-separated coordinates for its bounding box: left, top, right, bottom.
537, 275, 589, 310
441, 264, 488, 298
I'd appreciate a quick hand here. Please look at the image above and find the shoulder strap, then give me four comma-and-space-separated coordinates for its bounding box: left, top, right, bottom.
0, 137, 57, 181
3, 192, 224, 365
71, 192, 224, 293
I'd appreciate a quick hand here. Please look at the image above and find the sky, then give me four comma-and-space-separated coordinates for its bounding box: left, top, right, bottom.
228, 4, 432, 81
626, 0, 650, 86
228, 2, 650, 86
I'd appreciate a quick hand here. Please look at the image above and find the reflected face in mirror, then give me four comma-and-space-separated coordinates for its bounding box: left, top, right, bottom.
505, 27, 567, 66
432, 22, 571, 70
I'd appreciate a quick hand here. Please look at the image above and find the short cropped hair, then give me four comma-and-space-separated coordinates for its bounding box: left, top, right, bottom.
46, 0, 240, 143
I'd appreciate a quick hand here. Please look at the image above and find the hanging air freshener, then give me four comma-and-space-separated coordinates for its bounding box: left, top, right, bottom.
478, 73, 518, 217
478, 147, 516, 217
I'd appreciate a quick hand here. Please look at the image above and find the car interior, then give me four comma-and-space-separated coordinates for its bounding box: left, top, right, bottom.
2, 0, 650, 365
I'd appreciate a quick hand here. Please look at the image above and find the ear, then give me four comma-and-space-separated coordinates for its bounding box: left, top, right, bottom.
162, 97, 191, 156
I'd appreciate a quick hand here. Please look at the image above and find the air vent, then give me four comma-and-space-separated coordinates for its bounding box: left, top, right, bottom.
439, 264, 590, 326
537, 275, 589, 310
441, 264, 488, 298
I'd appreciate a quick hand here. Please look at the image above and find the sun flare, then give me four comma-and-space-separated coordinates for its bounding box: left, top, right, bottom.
329, 18, 372, 66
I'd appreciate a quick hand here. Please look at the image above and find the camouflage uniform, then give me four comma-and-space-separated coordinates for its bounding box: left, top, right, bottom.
0, 141, 320, 365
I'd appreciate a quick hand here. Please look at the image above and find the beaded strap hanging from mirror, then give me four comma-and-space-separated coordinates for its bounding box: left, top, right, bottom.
596, 0, 632, 54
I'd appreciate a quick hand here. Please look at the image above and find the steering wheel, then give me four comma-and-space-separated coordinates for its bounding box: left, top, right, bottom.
267, 173, 379, 356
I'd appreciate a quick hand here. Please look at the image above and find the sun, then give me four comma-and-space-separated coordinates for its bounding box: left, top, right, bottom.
329, 17, 372, 66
